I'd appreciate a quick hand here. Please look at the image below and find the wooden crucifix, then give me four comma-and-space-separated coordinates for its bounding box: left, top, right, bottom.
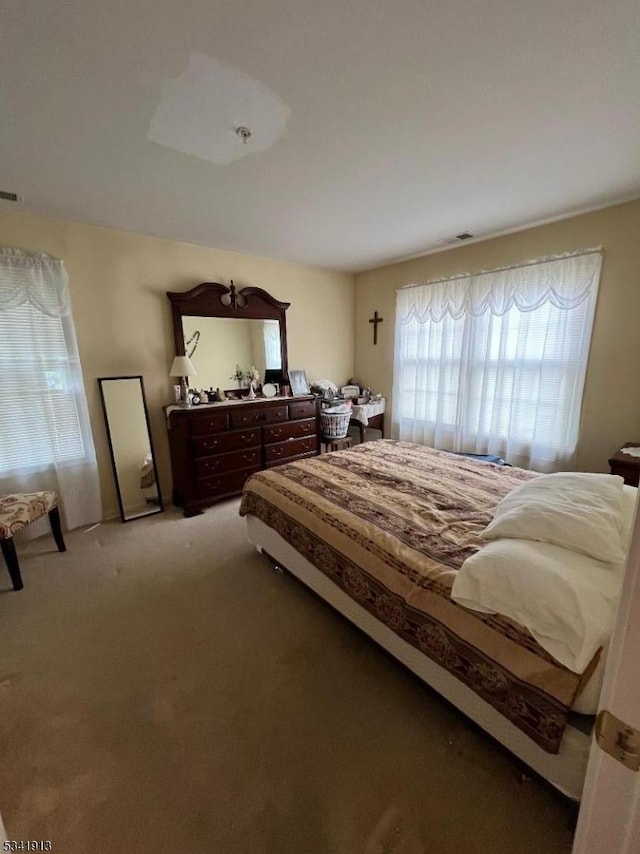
369, 310, 383, 345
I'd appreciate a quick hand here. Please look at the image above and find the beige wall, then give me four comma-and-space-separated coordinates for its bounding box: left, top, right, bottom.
354, 199, 640, 473
0, 209, 354, 519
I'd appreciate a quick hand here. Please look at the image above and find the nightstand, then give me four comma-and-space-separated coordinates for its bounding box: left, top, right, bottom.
608, 443, 640, 486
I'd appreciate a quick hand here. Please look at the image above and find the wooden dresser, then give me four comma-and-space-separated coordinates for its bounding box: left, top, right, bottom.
167, 396, 319, 516
609, 443, 640, 487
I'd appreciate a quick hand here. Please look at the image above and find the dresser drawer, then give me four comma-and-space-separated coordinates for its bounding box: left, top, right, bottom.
264, 435, 317, 463
230, 405, 288, 428
263, 418, 316, 443
190, 428, 259, 457
195, 447, 261, 478
289, 400, 316, 420
189, 412, 229, 434
198, 467, 261, 499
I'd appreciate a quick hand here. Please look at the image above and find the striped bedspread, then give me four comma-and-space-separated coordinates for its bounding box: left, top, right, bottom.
239, 440, 594, 753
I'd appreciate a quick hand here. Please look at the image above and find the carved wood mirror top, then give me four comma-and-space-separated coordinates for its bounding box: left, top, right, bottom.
167, 281, 290, 390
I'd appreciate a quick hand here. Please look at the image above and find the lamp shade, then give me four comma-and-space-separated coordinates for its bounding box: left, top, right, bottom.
170, 355, 197, 377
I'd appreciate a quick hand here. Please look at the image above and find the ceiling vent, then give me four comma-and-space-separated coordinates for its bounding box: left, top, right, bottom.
0, 190, 21, 203
437, 231, 475, 247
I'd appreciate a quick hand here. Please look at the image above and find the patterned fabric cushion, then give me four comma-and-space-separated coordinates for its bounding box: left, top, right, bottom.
0, 492, 58, 540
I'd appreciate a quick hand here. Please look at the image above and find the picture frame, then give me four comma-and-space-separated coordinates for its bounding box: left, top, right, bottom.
288, 369, 310, 396
340, 384, 360, 399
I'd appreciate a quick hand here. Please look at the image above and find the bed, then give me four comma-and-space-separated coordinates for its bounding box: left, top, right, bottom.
239, 440, 629, 800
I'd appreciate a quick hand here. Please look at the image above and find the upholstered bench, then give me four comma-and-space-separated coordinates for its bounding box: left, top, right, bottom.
0, 492, 66, 591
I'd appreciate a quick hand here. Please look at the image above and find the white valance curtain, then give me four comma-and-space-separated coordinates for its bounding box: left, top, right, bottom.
0, 248, 102, 530
392, 250, 602, 471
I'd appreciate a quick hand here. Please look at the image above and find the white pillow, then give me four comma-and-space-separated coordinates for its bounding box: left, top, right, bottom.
482, 472, 626, 564
451, 538, 624, 673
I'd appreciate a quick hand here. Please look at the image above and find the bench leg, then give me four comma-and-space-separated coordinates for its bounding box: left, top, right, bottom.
48, 506, 67, 553
1, 538, 23, 591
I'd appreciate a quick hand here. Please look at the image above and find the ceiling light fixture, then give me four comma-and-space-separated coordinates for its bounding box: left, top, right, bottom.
235, 126, 253, 144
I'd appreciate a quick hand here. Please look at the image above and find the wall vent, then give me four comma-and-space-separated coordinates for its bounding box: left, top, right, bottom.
455, 231, 474, 240
0, 190, 20, 203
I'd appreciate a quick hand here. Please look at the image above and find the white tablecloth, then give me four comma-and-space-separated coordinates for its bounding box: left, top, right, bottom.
621, 446, 640, 457
350, 399, 385, 426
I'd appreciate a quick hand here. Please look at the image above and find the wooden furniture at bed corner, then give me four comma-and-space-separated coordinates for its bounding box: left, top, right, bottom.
608, 443, 640, 486
321, 436, 352, 454
349, 398, 385, 444
350, 413, 384, 444
167, 397, 319, 516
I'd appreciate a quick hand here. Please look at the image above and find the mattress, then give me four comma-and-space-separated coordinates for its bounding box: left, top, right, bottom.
239, 440, 601, 753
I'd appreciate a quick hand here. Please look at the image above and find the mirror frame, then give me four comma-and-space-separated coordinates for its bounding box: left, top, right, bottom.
98, 375, 164, 523
167, 281, 290, 381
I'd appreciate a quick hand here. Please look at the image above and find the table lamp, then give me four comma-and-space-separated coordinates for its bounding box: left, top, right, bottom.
170, 355, 197, 407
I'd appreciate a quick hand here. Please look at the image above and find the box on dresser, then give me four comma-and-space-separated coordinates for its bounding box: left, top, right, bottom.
166, 396, 319, 516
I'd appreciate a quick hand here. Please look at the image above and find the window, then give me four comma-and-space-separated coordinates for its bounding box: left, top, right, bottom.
1, 303, 86, 471
393, 251, 602, 471
262, 319, 281, 370
0, 249, 101, 529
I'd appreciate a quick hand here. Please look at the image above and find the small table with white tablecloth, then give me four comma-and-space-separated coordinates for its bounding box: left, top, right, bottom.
349, 398, 385, 443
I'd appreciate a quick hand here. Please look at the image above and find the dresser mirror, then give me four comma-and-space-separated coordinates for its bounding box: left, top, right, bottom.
98, 376, 164, 522
182, 316, 282, 390
167, 282, 290, 394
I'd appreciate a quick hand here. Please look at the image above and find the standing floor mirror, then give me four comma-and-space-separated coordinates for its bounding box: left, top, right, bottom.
98, 376, 164, 522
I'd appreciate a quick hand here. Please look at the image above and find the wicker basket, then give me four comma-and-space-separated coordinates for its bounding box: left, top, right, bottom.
320, 410, 351, 440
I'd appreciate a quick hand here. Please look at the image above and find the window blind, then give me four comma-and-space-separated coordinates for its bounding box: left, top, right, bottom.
0, 303, 86, 472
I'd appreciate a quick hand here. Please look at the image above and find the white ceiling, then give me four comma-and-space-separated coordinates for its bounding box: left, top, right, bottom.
2, 0, 639, 272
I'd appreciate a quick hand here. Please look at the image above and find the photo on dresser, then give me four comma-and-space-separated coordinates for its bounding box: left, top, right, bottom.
288, 369, 310, 396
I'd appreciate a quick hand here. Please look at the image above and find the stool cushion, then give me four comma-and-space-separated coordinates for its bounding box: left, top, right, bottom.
0, 492, 58, 540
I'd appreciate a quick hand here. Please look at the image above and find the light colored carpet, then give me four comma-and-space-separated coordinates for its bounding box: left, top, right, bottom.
0, 500, 575, 853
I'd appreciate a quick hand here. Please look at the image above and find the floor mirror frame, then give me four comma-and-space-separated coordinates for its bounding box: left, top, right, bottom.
98, 375, 164, 523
